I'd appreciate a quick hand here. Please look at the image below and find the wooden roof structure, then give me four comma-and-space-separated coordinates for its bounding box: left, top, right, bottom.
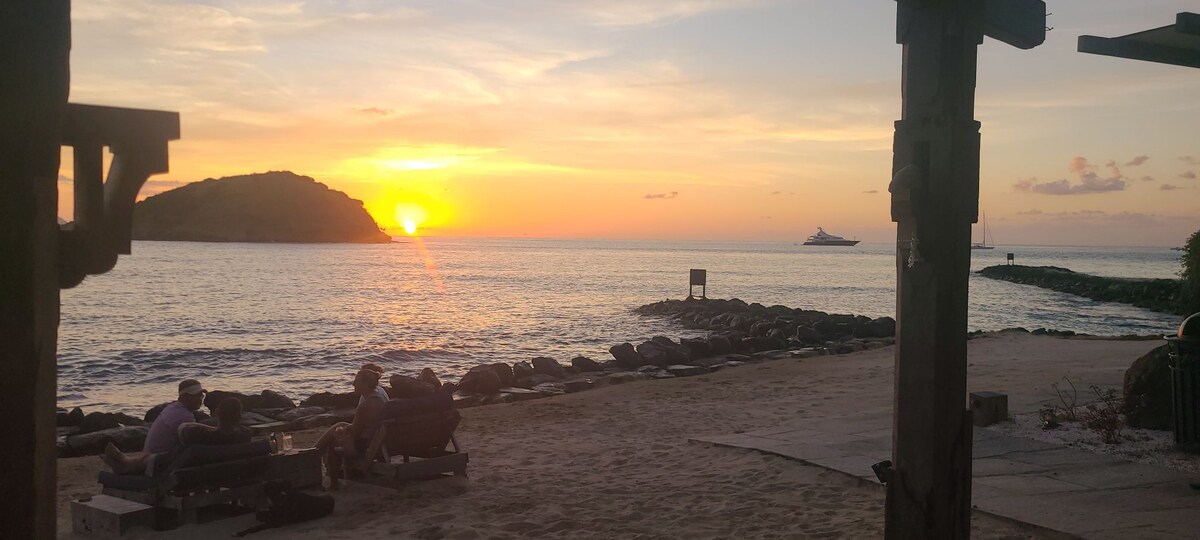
1079, 12, 1200, 69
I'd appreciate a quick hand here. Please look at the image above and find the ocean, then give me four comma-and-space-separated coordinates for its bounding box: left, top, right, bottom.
58, 238, 1186, 413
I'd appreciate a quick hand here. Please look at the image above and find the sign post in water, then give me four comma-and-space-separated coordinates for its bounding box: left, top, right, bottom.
689, 269, 706, 299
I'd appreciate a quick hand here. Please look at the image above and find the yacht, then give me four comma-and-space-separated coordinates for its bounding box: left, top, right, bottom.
803, 227, 860, 246
971, 212, 995, 250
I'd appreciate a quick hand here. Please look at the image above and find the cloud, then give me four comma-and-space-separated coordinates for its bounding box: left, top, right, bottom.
1161, 184, 1183, 191
1017, 209, 1043, 215
643, 191, 679, 199
1180, 171, 1197, 180
355, 107, 392, 116
1124, 155, 1149, 166
862, 189, 878, 194
1141, 176, 1155, 182
1013, 156, 1127, 195
769, 190, 781, 195
1182, 156, 1200, 165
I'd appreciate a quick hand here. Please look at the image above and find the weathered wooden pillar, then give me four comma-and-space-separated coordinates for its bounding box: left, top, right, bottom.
0, 1, 72, 537
886, 1, 1044, 537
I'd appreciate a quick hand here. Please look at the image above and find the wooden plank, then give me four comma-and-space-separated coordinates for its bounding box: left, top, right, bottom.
1078, 35, 1200, 70
984, 0, 1046, 50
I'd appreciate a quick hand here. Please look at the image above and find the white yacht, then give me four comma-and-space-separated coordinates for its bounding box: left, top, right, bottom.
802, 227, 860, 246
972, 212, 995, 250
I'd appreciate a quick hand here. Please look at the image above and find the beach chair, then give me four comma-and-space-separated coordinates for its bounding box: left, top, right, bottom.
97, 440, 322, 524
349, 392, 469, 484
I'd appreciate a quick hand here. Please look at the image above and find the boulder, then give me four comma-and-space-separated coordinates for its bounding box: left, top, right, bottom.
65, 426, 149, 456
708, 335, 733, 355
57, 407, 85, 427
259, 390, 296, 409
1124, 345, 1173, 430
458, 367, 503, 395
512, 361, 535, 380
79, 412, 144, 435
271, 406, 329, 422
389, 374, 437, 399
418, 368, 442, 389
601, 372, 650, 385
650, 336, 691, 362
300, 391, 360, 409
204, 390, 263, 413
636, 342, 669, 367
667, 365, 709, 377
608, 343, 645, 369
490, 363, 517, 387
564, 379, 594, 393
532, 382, 567, 395
238, 411, 278, 427
531, 357, 567, 378
855, 317, 896, 339
742, 336, 787, 353
680, 338, 712, 358
571, 356, 603, 373
441, 381, 459, 394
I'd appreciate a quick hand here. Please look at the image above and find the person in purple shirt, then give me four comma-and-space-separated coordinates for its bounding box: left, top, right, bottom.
102, 378, 206, 475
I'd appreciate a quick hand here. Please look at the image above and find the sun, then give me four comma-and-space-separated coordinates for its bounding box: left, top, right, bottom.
402, 217, 417, 235
394, 203, 428, 235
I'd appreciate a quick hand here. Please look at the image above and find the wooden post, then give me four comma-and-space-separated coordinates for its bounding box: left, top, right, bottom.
0, 1, 71, 537
887, 1, 1043, 537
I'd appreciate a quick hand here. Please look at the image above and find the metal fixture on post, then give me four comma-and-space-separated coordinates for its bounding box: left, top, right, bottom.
689, 269, 707, 299
1166, 313, 1200, 448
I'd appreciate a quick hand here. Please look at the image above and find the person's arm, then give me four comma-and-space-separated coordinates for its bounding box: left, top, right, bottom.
347, 397, 383, 439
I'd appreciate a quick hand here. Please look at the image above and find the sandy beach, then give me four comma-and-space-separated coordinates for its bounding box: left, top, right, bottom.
57, 332, 1164, 539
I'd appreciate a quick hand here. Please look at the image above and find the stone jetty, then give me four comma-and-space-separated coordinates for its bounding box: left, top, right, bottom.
56, 297, 896, 458
978, 264, 1185, 315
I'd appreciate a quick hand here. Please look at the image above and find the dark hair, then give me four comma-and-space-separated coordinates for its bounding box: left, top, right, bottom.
361, 363, 384, 375
216, 397, 243, 426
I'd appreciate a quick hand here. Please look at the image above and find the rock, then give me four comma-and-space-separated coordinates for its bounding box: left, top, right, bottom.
650, 336, 691, 362
271, 406, 328, 422
389, 374, 437, 399
564, 379, 594, 393
855, 316, 896, 338
418, 368, 442, 389
490, 363, 516, 387
636, 342, 669, 367
512, 361, 535, 380
238, 411, 278, 426
531, 357, 567, 378
571, 356, 603, 373
300, 391, 360, 409
532, 382, 566, 395
742, 336, 787, 353
667, 365, 709, 377
65, 426, 149, 456
708, 335, 733, 355
680, 337, 712, 358
259, 390, 296, 409
608, 343, 645, 369
297, 413, 343, 430
636, 365, 664, 373
458, 367, 503, 395
452, 392, 483, 408
497, 387, 545, 402
723, 360, 745, 368
79, 412, 144, 435
58, 407, 85, 427
441, 382, 459, 394
1124, 345, 1173, 430
204, 390, 263, 413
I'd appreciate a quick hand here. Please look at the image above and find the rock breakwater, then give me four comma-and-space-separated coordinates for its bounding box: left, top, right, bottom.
58, 297, 897, 458
978, 265, 1185, 315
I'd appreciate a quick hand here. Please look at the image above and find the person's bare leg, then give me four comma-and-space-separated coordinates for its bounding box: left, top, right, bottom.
315, 423, 349, 450
102, 443, 150, 475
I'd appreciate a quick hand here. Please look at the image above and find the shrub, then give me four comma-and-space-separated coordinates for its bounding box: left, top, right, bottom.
1183, 228, 1200, 315
1081, 385, 1124, 444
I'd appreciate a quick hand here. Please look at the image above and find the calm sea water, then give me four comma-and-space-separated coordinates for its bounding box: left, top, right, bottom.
58, 238, 1186, 413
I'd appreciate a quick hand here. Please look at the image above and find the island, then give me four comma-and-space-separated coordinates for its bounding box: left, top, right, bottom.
131, 171, 391, 244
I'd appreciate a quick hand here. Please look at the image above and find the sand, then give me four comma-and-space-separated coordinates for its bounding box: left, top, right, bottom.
57, 333, 1163, 539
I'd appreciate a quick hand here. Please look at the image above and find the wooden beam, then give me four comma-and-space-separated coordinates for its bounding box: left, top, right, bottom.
1078, 35, 1200, 70
984, 0, 1046, 50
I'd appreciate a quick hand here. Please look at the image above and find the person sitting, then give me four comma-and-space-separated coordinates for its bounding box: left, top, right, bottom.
102, 378, 206, 475
178, 397, 252, 446
314, 367, 386, 490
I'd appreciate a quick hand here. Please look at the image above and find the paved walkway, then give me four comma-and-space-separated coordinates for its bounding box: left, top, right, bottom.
691, 411, 1200, 539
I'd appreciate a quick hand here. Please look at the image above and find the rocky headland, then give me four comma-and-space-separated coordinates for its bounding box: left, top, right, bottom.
56, 297, 903, 457
131, 171, 391, 243
978, 264, 1186, 315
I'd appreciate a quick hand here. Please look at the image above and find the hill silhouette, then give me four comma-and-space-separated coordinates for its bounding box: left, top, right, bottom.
131, 171, 391, 243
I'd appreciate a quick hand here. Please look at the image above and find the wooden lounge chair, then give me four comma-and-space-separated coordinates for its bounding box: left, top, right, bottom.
98, 440, 321, 524
349, 393, 468, 484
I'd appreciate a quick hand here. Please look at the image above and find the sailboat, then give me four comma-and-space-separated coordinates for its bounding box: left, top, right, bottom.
971, 212, 995, 250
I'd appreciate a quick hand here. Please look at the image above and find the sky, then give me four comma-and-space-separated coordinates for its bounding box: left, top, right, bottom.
60, 0, 1200, 246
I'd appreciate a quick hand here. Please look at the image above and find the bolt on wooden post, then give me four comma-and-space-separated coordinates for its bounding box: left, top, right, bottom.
886, 1, 1043, 538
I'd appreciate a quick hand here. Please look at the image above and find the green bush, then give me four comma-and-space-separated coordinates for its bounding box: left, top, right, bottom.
1184, 229, 1200, 315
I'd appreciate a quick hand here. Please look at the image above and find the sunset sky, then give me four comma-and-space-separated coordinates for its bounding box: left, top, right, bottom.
61, 0, 1199, 246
